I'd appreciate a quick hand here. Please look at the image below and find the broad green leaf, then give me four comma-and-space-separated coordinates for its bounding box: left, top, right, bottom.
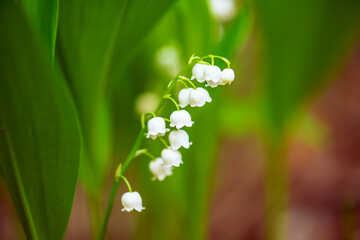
18, 0, 59, 60
109, 0, 177, 74
0, 1, 81, 239
255, 0, 360, 134
57, 0, 177, 195
57, 1, 177, 236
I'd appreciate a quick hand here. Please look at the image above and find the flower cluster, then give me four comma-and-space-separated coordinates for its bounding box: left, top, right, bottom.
120, 55, 235, 212
192, 62, 235, 87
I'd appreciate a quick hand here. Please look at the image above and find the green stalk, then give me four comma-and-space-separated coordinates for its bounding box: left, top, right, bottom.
98, 181, 119, 238
178, 76, 197, 89
97, 59, 198, 240
88, 194, 102, 239
97, 128, 144, 240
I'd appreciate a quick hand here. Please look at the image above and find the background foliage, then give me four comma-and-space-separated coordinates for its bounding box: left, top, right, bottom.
0, 0, 360, 239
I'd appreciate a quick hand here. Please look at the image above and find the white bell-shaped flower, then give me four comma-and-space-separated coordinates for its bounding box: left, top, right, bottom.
189, 87, 212, 107
169, 130, 192, 150
170, 110, 194, 129
121, 191, 145, 212
178, 88, 194, 108
221, 68, 235, 84
191, 63, 207, 83
146, 117, 169, 139
209, 0, 237, 22
161, 148, 183, 167
204, 65, 221, 83
149, 158, 173, 181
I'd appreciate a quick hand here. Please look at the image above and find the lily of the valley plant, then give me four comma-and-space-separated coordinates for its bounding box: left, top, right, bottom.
98, 54, 235, 239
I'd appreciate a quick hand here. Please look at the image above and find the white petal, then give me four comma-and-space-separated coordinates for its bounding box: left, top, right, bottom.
146, 117, 169, 139
221, 68, 235, 84
192, 63, 207, 83
204, 65, 221, 83
149, 158, 173, 181
169, 130, 192, 150
205, 80, 220, 88
161, 148, 182, 167
121, 192, 145, 212
189, 87, 212, 107
178, 88, 194, 108
132, 192, 145, 212
170, 110, 194, 129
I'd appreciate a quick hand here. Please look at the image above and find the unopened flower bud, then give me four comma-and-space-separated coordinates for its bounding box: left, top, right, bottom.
221, 68, 235, 84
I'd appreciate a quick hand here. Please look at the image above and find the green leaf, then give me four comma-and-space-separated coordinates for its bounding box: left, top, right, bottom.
57, 0, 177, 194
254, 1, 360, 239
179, 0, 215, 55
18, 0, 59, 60
56, 1, 177, 236
217, 2, 252, 59
111, 0, 177, 68
0, 1, 81, 239
255, 0, 360, 134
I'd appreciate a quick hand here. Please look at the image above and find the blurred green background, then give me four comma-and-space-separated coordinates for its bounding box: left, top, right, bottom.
1, 0, 360, 239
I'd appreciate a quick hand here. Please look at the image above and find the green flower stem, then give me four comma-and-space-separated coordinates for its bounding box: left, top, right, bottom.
98, 56, 199, 240
142, 151, 156, 160
188, 54, 201, 63
120, 176, 132, 192
177, 79, 189, 88
134, 149, 148, 158
178, 76, 197, 89
158, 136, 169, 148
198, 60, 211, 65
141, 112, 157, 129
98, 128, 145, 240
202, 54, 231, 68
134, 149, 156, 160
163, 95, 180, 111
98, 181, 119, 239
